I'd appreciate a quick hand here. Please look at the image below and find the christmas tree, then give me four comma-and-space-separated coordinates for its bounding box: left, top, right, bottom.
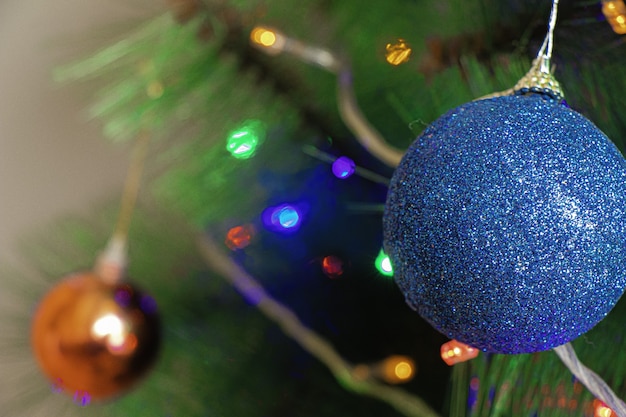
3, 1, 626, 416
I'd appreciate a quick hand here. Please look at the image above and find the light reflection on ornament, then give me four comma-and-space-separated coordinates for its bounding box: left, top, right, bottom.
385, 39, 412, 66
375, 249, 393, 276
440, 339, 479, 366
332, 156, 356, 179
92, 314, 126, 346
73, 391, 91, 407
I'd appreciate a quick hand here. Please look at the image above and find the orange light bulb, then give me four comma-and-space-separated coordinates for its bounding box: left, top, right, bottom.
594, 399, 617, 417
440, 339, 479, 366
380, 355, 416, 384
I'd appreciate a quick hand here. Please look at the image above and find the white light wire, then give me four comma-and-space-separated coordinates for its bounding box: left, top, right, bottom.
250, 27, 404, 168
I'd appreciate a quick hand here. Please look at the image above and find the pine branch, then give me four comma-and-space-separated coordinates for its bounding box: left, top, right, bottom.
196, 234, 442, 417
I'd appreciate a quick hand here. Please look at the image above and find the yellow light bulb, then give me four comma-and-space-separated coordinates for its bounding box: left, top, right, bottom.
251, 27, 276, 47
393, 361, 414, 381
249, 26, 287, 55
600, 407, 612, 417
379, 355, 416, 384
260, 31, 276, 47
385, 39, 412, 66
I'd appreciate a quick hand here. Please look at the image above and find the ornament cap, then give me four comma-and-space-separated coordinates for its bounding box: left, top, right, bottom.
95, 234, 128, 284
513, 56, 564, 100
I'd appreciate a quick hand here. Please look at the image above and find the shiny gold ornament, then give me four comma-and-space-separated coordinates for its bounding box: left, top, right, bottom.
31, 272, 161, 401
385, 39, 412, 66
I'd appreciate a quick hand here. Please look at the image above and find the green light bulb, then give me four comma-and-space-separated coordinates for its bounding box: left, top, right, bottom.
226, 120, 266, 159
375, 249, 394, 277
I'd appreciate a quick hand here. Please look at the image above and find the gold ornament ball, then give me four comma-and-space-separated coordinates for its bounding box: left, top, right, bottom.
30, 271, 161, 401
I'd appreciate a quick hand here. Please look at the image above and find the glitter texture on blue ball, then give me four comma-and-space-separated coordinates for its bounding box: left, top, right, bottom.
383, 93, 626, 354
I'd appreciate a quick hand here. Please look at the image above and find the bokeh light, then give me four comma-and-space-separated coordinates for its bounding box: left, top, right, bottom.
380, 355, 416, 384
385, 39, 412, 65
602, 1, 626, 34
225, 224, 255, 250
250, 27, 277, 47
331, 156, 356, 179
226, 120, 266, 159
321, 255, 344, 279
594, 399, 617, 417
440, 339, 479, 366
375, 249, 393, 276
73, 391, 91, 407
262, 203, 304, 233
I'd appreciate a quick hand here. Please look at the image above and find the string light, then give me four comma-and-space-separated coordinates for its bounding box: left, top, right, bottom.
250, 26, 286, 55
226, 120, 266, 159
249, 26, 403, 167
302, 145, 390, 186
331, 156, 356, 179
440, 339, 479, 366
321, 255, 344, 279
262, 203, 304, 233
594, 399, 618, 417
385, 39, 412, 66
379, 355, 416, 384
250, 25, 339, 70
225, 224, 255, 250
352, 355, 416, 384
602, 0, 626, 34
375, 249, 393, 276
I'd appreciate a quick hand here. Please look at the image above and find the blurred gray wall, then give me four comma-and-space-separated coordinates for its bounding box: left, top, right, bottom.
0, 0, 160, 264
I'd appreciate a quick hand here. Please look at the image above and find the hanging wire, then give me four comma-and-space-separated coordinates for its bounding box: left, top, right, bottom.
196, 234, 441, 417
541, 0, 559, 73
249, 27, 404, 168
554, 343, 626, 416
95, 131, 151, 283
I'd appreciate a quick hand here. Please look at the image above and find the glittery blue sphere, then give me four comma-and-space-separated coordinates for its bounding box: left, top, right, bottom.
383, 94, 626, 354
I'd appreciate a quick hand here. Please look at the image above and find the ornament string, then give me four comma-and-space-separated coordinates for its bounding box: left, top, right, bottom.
250, 27, 404, 168
554, 343, 626, 416
541, 0, 559, 73
537, 0, 626, 413
196, 234, 441, 417
95, 131, 151, 283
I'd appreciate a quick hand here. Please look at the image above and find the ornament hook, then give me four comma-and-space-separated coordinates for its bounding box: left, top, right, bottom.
513, 0, 564, 99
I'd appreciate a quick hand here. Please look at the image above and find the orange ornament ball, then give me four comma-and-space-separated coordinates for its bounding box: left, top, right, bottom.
30, 271, 161, 402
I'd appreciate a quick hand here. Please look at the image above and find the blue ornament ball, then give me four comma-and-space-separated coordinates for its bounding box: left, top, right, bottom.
383, 93, 626, 354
